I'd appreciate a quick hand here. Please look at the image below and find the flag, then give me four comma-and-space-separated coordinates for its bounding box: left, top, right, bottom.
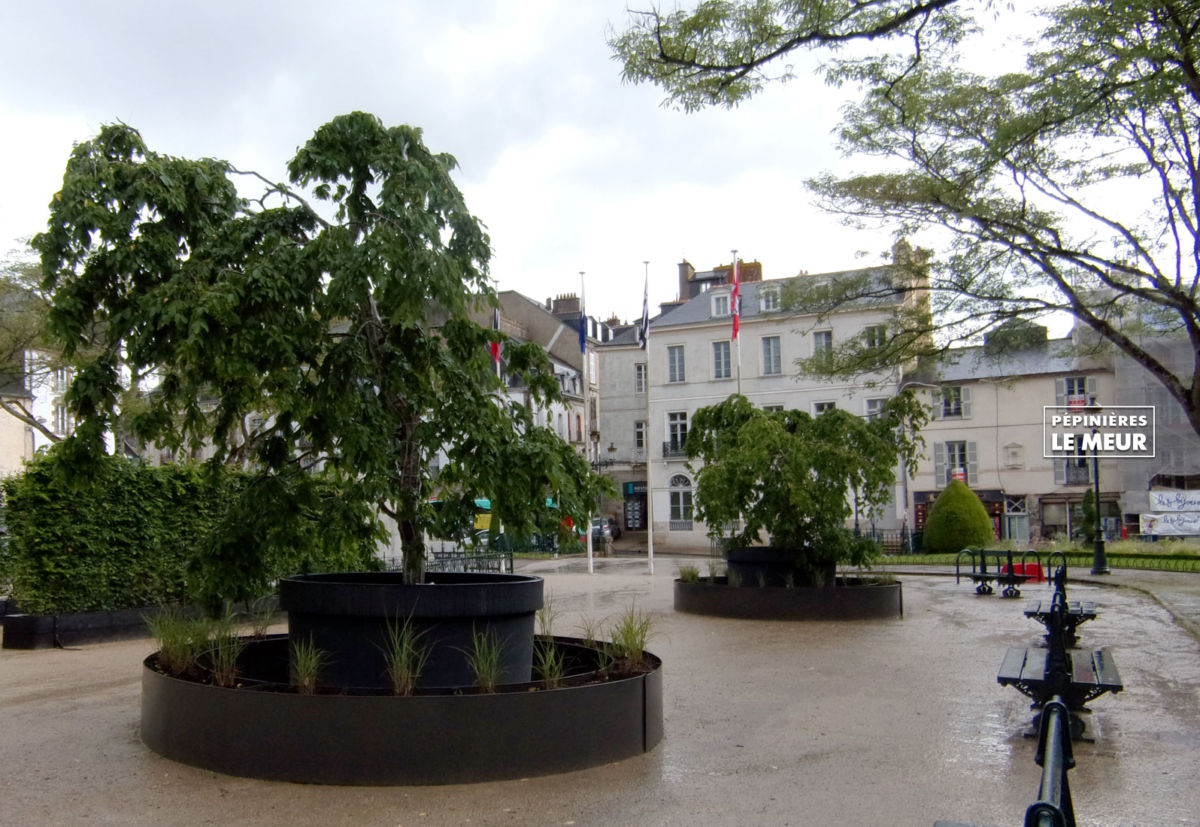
490, 307, 501, 364
731, 257, 741, 340
637, 275, 649, 350
579, 303, 587, 354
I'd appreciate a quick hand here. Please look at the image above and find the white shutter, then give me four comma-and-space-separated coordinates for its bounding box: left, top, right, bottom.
961, 386, 973, 419
1054, 458, 1066, 485
1086, 376, 1097, 400
967, 441, 979, 486
931, 389, 941, 420
1055, 377, 1067, 406
933, 442, 946, 488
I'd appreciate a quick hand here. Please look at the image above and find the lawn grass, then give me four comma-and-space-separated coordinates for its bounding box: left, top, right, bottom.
885, 539, 1200, 574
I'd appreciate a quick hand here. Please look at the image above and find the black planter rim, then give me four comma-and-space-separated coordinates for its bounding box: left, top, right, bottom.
141, 634, 664, 785
279, 570, 544, 618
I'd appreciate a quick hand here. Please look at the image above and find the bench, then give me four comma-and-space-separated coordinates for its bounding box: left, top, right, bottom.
1024, 599, 1098, 648
956, 548, 1042, 598
996, 646, 1122, 733
998, 566, 1122, 740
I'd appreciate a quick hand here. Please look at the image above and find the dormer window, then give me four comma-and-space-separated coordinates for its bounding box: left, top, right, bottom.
760, 288, 779, 311
711, 291, 731, 318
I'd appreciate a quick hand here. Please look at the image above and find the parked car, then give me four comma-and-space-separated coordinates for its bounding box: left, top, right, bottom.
591, 517, 612, 543
606, 517, 622, 540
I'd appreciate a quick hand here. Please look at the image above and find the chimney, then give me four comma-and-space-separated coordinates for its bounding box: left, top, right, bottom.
677, 260, 695, 301
550, 293, 580, 316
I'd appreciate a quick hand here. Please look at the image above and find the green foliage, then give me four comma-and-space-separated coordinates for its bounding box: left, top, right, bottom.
289, 636, 326, 695
0, 256, 64, 444
208, 614, 247, 688
188, 467, 383, 614
464, 628, 505, 693
536, 590, 559, 637
922, 479, 994, 553
685, 392, 924, 564
605, 604, 652, 675
576, 615, 601, 647
34, 112, 609, 584
144, 607, 210, 676
380, 616, 429, 696
1, 448, 378, 614
1079, 488, 1098, 545
677, 564, 700, 583
533, 638, 566, 689
609, 1, 963, 112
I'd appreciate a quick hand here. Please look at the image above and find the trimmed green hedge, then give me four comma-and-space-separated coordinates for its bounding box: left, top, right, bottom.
923, 480, 995, 553
1, 450, 380, 614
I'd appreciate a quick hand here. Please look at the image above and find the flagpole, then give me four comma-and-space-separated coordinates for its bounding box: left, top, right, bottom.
732, 250, 742, 396
581, 271, 593, 575
642, 261, 655, 576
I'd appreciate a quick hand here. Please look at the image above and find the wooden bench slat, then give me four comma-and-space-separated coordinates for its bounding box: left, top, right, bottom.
1090, 649, 1123, 690
997, 647, 1122, 702
997, 646, 1031, 681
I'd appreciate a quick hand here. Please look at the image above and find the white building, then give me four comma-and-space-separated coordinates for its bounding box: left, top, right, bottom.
907, 332, 1116, 544
598, 255, 921, 551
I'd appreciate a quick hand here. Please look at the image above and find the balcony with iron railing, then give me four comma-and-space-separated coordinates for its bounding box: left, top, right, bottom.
1064, 463, 1091, 485
662, 440, 687, 459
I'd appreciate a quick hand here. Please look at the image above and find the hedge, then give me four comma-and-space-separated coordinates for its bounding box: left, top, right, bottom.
923, 479, 995, 553
1, 449, 380, 615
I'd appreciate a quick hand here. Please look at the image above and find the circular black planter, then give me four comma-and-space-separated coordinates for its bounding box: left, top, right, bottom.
140, 634, 664, 785
674, 576, 903, 620
724, 546, 836, 588
279, 571, 542, 689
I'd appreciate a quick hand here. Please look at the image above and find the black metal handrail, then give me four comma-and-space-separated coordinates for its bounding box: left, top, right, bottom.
1025, 695, 1076, 827
1024, 567, 1076, 826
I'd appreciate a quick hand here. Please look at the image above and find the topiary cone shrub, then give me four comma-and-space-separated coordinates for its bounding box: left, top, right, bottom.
923, 479, 994, 552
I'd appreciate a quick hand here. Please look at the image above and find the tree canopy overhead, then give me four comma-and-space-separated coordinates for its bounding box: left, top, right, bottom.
35, 112, 605, 584
612, 1, 1200, 440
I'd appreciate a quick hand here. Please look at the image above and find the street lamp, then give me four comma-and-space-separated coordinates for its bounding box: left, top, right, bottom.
1089, 396, 1110, 575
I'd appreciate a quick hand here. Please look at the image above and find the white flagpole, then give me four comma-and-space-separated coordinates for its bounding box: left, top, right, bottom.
732, 249, 742, 396
642, 261, 655, 576
581, 271, 593, 574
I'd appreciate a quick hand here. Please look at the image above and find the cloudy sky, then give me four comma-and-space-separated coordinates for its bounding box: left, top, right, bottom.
2, 1, 918, 325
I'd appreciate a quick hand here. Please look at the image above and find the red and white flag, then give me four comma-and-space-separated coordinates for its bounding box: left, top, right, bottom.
731, 258, 741, 340
490, 307, 501, 364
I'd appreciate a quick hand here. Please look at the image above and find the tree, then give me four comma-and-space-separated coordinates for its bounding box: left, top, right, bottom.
612, 1, 1200, 440
684, 392, 925, 571
922, 478, 994, 552
35, 112, 608, 586
0, 255, 66, 444
1079, 487, 1098, 545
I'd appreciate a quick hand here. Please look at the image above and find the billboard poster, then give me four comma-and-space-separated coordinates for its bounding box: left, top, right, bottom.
1140, 512, 1200, 536
1147, 490, 1200, 512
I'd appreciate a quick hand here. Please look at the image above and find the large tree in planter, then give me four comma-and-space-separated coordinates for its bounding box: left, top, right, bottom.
686, 393, 924, 582
35, 112, 607, 589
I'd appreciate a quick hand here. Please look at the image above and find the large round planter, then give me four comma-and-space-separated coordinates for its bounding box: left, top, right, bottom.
279, 571, 542, 689
674, 576, 903, 620
140, 635, 664, 785
724, 546, 836, 588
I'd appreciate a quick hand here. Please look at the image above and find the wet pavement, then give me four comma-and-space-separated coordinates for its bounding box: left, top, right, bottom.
2, 556, 1199, 826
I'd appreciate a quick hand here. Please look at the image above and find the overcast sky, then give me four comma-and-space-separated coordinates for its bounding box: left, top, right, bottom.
1, 1, 919, 325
